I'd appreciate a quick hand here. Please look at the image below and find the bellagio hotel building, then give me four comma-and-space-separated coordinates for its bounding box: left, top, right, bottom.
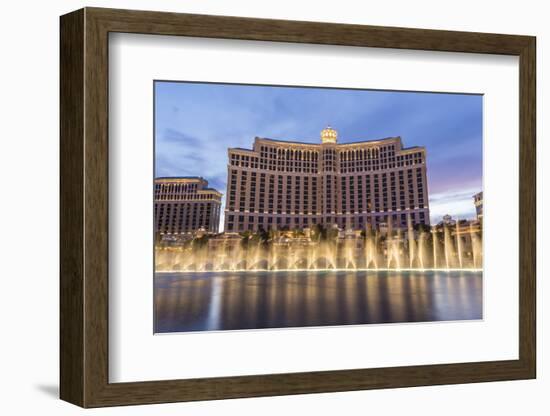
224, 126, 429, 233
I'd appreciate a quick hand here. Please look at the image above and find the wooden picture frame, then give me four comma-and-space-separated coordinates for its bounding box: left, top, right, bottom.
60, 7, 536, 408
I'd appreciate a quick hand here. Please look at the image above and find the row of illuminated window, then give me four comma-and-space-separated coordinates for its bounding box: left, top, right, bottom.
225, 211, 428, 232
227, 169, 426, 210
230, 147, 422, 173
155, 202, 218, 231
155, 182, 198, 192
155, 191, 221, 201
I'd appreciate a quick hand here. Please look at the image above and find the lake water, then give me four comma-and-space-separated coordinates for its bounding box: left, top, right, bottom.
154, 270, 482, 333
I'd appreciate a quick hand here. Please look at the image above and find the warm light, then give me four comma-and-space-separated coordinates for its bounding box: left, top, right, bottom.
320, 125, 338, 143
155, 218, 483, 272
156, 268, 483, 274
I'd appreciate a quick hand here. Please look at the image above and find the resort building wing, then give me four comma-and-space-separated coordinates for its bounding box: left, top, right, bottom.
224, 127, 429, 233
154, 177, 222, 235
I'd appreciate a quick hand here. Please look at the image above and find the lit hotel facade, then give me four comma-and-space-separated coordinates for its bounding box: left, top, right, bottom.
224, 127, 430, 233
154, 177, 222, 235
473, 191, 483, 221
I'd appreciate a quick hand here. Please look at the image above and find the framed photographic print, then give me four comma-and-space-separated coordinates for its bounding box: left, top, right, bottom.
60, 7, 536, 408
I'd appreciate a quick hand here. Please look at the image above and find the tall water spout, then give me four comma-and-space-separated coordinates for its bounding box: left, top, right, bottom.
431, 226, 439, 269
443, 224, 455, 269
407, 214, 417, 268
470, 222, 483, 269
456, 221, 464, 269
418, 230, 427, 269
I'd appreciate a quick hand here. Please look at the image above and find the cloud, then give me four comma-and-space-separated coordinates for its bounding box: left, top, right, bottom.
161, 128, 202, 146
155, 127, 227, 182
429, 188, 480, 223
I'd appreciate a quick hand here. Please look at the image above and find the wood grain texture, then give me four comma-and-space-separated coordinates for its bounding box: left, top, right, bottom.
59, 8, 84, 407
518, 38, 536, 375
83, 9, 110, 406
59, 7, 537, 408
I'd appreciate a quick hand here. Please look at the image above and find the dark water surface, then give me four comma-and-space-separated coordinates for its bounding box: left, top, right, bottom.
154, 270, 482, 333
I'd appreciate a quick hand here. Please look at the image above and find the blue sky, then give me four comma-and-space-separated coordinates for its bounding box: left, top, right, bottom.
155, 81, 482, 225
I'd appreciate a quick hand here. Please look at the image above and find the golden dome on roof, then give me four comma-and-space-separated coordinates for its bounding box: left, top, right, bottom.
320, 125, 337, 144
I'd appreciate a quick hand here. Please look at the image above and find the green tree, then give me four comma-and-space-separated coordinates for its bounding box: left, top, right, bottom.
310, 223, 327, 242
327, 225, 339, 241
192, 234, 210, 249
239, 230, 252, 248
256, 228, 269, 246
413, 223, 431, 233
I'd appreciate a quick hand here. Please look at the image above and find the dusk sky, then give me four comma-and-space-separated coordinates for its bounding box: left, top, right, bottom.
155, 81, 482, 226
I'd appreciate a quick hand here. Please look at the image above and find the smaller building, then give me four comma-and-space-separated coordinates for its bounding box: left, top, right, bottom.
473, 191, 483, 221
154, 177, 222, 236
437, 214, 457, 227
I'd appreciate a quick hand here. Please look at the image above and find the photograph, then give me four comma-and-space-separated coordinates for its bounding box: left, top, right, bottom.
153, 81, 484, 333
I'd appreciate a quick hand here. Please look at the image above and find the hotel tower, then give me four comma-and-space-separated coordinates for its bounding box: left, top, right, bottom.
224, 126, 429, 233
154, 177, 222, 235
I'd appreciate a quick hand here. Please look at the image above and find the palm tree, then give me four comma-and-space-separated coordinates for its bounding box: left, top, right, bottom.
311, 223, 327, 242
192, 234, 210, 249
326, 225, 339, 241
239, 230, 252, 248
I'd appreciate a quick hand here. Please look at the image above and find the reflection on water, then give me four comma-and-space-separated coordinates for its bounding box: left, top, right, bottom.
154, 270, 482, 333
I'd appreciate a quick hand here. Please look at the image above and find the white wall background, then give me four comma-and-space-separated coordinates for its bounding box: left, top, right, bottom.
0, 1, 545, 414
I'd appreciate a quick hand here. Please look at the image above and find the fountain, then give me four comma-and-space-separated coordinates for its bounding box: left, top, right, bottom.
155, 216, 482, 272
